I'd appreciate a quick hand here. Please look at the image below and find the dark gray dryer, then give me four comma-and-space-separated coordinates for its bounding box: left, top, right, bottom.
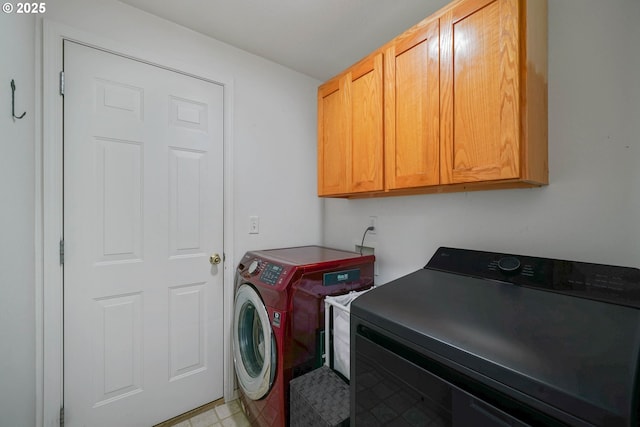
351, 247, 640, 426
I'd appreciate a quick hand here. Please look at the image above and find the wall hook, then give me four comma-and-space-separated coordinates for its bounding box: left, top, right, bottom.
11, 79, 27, 120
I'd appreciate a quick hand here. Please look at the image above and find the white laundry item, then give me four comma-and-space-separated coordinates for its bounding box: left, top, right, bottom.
324, 288, 373, 380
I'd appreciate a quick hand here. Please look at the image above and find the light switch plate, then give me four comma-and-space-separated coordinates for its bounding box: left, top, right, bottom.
249, 216, 259, 234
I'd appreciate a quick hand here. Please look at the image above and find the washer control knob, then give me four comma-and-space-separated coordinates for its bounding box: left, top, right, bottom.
498, 256, 521, 273
247, 260, 260, 275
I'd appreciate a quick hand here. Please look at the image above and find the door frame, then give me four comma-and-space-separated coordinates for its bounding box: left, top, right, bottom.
36, 19, 236, 427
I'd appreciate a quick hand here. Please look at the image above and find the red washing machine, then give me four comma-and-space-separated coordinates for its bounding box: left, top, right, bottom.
232, 246, 374, 427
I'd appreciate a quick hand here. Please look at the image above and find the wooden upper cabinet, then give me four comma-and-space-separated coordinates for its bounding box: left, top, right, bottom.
440, 0, 548, 185
385, 18, 440, 190
318, 78, 348, 196
317, 0, 547, 198
318, 53, 383, 196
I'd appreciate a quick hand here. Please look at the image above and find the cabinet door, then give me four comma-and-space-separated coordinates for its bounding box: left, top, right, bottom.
349, 53, 384, 193
318, 54, 383, 196
440, 0, 521, 184
318, 78, 348, 196
385, 19, 440, 190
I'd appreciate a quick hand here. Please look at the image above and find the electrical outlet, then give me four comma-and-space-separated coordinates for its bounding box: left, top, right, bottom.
355, 245, 375, 256
249, 216, 259, 234
368, 216, 377, 234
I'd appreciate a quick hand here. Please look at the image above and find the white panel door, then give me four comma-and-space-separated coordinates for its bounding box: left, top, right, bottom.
63, 41, 224, 427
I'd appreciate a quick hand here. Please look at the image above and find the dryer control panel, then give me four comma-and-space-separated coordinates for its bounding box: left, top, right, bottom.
427, 247, 640, 309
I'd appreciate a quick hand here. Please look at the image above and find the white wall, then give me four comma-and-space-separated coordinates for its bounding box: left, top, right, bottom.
1, 1, 321, 425
0, 13, 36, 427
41, 0, 323, 265
323, 0, 640, 285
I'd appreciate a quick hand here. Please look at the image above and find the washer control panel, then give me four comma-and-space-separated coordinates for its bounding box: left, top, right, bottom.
247, 260, 260, 275
427, 247, 640, 309
238, 254, 290, 287
260, 263, 284, 286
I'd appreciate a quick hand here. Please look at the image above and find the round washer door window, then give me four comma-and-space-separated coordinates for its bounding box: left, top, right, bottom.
233, 284, 277, 400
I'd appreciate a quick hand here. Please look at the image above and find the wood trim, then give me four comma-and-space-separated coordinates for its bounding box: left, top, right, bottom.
499, 0, 521, 180
521, 0, 548, 183
439, 9, 455, 185
350, 53, 379, 82
393, 15, 439, 55
451, 0, 500, 23
383, 44, 396, 190
323, 179, 544, 199
318, 77, 340, 97
317, 89, 324, 195
344, 71, 354, 193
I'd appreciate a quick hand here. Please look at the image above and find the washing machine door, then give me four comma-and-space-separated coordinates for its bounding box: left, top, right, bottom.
233, 284, 277, 400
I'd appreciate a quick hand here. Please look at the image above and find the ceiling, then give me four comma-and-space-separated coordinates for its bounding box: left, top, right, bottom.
117, 0, 450, 81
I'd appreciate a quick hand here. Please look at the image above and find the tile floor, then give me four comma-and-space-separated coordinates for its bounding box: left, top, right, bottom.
170, 400, 250, 427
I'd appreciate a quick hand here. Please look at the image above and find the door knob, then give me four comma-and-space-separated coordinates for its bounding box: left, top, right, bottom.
209, 253, 222, 265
